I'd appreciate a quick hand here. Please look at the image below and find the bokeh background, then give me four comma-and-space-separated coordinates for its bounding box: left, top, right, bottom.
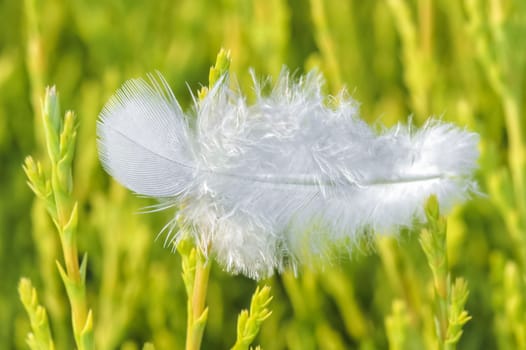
1, 0, 525, 349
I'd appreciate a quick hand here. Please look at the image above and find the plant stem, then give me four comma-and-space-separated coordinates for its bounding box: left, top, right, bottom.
192, 259, 211, 322
420, 196, 470, 350
186, 254, 211, 350
24, 88, 93, 349
180, 48, 231, 350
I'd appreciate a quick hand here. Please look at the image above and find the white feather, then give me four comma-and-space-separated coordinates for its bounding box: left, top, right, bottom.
97, 70, 479, 279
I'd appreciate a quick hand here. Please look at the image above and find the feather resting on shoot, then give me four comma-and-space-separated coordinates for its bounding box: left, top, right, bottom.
97, 70, 479, 280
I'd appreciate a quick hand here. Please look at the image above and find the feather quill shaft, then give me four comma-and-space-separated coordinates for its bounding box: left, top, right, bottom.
97, 70, 479, 279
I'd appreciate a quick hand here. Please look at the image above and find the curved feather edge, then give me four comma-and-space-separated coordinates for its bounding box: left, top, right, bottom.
97, 70, 479, 280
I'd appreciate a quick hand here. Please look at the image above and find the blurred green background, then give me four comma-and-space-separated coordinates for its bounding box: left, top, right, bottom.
1, 0, 526, 349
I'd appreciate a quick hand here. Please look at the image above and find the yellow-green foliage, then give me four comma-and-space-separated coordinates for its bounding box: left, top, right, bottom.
1, 0, 525, 349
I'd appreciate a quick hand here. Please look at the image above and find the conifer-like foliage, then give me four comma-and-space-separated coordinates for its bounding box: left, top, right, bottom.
2, 1, 525, 349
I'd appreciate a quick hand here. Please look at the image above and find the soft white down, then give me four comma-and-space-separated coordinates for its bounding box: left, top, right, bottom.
97, 70, 479, 280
